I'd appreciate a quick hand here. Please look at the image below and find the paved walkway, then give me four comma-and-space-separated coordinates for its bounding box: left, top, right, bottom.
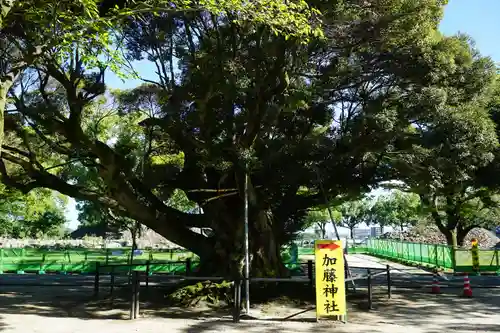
0, 287, 499, 333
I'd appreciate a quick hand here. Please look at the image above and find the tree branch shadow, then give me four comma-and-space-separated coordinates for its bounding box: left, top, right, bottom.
0, 317, 8, 332
0, 274, 500, 333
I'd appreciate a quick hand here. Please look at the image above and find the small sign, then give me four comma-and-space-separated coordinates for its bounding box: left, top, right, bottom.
315, 240, 346, 319
471, 238, 480, 272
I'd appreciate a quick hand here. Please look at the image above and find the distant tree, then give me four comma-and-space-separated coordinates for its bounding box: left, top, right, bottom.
339, 201, 370, 239
305, 208, 341, 239
0, 184, 67, 238
369, 191, 422, 233
28, 211, 68, 238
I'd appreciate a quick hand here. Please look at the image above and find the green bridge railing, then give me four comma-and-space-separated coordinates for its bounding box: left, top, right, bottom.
364, 238, 454, 270
361, 238, 500, 274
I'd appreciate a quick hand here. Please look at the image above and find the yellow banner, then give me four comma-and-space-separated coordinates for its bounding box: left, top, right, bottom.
315, 240, 346, 319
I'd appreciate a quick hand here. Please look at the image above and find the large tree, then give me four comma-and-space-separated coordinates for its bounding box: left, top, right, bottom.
388, 37, 499, 247
0, 0, 479, 277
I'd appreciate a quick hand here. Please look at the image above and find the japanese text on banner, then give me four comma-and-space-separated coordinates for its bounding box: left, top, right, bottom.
315, 240, 346, 318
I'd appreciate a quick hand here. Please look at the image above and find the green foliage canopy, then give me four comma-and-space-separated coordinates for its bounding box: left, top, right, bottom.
0, 184, 67, 238
1, 0, 494, 274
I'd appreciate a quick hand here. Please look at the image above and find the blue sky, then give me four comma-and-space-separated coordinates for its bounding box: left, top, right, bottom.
64, 1, 500, 229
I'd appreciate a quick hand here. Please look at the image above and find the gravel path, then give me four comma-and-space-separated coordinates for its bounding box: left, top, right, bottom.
0, 254, 499, 333
0, 284, 498, 332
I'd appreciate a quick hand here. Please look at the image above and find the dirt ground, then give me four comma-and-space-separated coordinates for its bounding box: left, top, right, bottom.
0, 280, 499, 333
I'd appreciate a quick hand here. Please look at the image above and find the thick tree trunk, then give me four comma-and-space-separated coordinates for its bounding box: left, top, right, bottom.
129, 227, 138, 264
457, 225, 478, 247
441, 227, 458, 269
0, 83, 8, 157
197, 208, 288, 279
349, 227, 354, 239
457, 230, 470, 247
251, 210, 288, 277
442, 228, 458, 248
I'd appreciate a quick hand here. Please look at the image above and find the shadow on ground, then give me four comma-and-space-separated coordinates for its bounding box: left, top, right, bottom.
0, 276, 499, 332
0, 282, 236, 321
0, 277, 319, 321
345, 287, 500, 333
0, 317, 7, 332
180, 287, 500, 333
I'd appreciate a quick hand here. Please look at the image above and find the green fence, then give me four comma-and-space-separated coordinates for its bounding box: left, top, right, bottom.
454, 249, 500, 273
4, 241, 499, 274
365, 239, 455, 270
0, 247, 315, 274
0, 248, 198, 274
361, 239, 500, 273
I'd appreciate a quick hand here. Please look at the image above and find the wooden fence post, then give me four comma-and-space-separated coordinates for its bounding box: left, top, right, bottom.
134, 271, 140, 319
130, 271, 140, 320
186, 258, 192, 276
94, 262, 100, 297
232, 279, 241, 323
129, 271, 136, 320
145, 260, 150, 289
110, 266, 115, 297
386, 265, 391, 299
0, 248, 3, 273
434, 244, 439, 267
419, 243, 423, 263
367, 269, 373, 310
495, 249, 499, 274
307, 260, 313, 285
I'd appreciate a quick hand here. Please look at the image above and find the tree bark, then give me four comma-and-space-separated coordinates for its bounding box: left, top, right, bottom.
442, 228, 458, 248
0, 82, 10, 157
316, 222, 327, 239
457, 225, 479, 247
197, 208, 288, 279
349, 226, 354, 239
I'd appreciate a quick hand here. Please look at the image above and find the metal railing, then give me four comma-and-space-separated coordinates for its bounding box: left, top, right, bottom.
92, 262, 393, 321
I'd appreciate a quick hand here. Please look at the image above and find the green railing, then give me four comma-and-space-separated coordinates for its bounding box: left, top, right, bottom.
0, 247, 315, 274
361, 238, 500, 273
3, 240, 499, 274
454, 249, 500, 273
365, 238, 455, 270
0, 248, 198, 274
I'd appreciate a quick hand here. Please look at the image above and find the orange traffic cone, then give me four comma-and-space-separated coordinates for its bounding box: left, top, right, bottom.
431, 272, 441, 294
463, 273, 472, 297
